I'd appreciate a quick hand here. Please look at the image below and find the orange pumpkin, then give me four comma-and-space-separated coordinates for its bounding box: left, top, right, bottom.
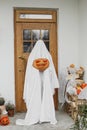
69, 64, 75, 68
0, 116, 10, 125
76, 86, 82, 95
81, 83, 87, 89
76, 89, 81, 95
33, 58, 49, 71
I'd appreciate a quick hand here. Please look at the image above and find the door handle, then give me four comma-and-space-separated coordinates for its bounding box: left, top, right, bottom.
19, 69, 22, 72
18, 69, 24, 72
18, 56, 25, 60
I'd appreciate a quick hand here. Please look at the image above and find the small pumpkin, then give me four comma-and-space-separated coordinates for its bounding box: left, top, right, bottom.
76, 89, 81, 95
69, 64, 75, 68
33, 58, 49, 71
76, 85, 82, 95
81, 83, 87, 89
0, 116, 10, 125
76, 86, 82, 95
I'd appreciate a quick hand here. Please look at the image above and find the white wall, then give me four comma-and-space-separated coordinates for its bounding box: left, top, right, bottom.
78, 0, 87, 82
0, 0, 79, 104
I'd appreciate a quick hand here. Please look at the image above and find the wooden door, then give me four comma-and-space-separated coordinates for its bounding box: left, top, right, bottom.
14, 9, 58, 112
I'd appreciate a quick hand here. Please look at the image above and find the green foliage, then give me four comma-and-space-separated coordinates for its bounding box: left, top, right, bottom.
5, 103, 15, 111
0, 97, 5, 105
70, 104, 87, 130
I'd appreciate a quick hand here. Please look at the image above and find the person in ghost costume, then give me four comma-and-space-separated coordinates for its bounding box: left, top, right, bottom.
16, 40, 59, 126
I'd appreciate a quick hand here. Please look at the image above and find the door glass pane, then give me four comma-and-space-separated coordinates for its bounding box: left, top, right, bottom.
23, 42, 34, 53
23, 30, 31, 40
42, 30, 49, 40
32, 30, 40, 40
23, 29, 49, 53
20, 14, 52, 19
44, 42, 49, 51
32, 41, 36, 47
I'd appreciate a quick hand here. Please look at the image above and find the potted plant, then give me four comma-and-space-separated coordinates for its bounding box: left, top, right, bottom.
5, 103, 15, 117
0, 97, 5, 106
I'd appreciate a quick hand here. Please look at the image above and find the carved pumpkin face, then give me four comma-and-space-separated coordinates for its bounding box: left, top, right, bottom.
33, 58, 49, 71
0, 116, 10, 125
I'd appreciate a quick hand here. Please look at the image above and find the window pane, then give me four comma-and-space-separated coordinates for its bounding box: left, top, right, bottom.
23, 30, 31, 40
44, 41, 49, 51
20, 14, 52, 19
32, 30, 40, 40
23, 42, 34, 53
32, 41, 36, 47
42, 30, 49, 40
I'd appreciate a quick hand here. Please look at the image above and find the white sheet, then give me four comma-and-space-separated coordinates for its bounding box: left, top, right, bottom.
16, 40, 59, 126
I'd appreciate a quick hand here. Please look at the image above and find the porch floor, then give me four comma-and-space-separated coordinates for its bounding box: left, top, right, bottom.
0, 109, 74, 130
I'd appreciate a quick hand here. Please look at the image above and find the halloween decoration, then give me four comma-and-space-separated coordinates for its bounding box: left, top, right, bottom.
0, 115, 10, 125
33, 58, 49, 71
65, 64, 85, 102
16, 40, 59, 126
64, 64, 87, 120
0, 97, 10, 126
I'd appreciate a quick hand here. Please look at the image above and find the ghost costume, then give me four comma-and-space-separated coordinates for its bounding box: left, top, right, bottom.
16, 40, 59, 126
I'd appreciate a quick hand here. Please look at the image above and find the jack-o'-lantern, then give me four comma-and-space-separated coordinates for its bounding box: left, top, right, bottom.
33, 58, 49, 71
0, 116, 10, 125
